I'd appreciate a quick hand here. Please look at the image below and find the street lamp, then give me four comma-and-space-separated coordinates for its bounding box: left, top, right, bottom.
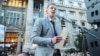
2, 0, 8, 54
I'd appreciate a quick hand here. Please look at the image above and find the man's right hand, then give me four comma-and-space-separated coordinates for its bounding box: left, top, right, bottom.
51, 36, 62, 44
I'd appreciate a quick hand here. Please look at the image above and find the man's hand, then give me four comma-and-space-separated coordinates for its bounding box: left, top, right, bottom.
63, 38, 68, 46
51, 36, 62, 44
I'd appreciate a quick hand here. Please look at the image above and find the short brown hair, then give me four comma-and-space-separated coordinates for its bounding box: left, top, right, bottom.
47, 3, 56, 9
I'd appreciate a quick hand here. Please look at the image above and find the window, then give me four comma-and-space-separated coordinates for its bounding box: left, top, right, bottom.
78, 3, 82, 7
0, 16, 3, 24
0, 11, 25, 26
69, 11, 75, 14
59, 0, 63, 5
16, 14, 20, 25
0, 11, 4, 24
54, 0, 58, 4
54, 0, 63, 5
69, 1, 74, 6
61, 19, 65, 27
21, 14, 24, 26
60, 19, 65, 29
34, 0, 43, 18
48, 0, 53, 3
7, 0, 26, 8
0, 12, 3, 24
34, 3, 40, 10
4, 11, 25, 26
72, 21, 76, 29
5, 32, 18, 42
79, 12, 84, 19
58, 10, 66, 17
57, 10, 66, 28
81, 22, 85, 26
88, 0, 91, 1
69, 11, 75, 19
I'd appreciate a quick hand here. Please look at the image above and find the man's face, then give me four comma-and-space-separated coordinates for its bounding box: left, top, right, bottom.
46, 5, 56, 17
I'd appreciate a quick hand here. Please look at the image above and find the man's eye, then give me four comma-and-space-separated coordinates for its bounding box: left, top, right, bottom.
50, 7, 53, 9
50, 7, 56, 10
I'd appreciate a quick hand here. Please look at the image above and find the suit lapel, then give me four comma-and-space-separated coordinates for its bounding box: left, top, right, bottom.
55, 19, 62, 35
45, 17, 54, 36
45, 17, 61, 36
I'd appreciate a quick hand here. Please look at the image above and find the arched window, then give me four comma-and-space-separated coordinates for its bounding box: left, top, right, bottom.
61, 19, 65, 29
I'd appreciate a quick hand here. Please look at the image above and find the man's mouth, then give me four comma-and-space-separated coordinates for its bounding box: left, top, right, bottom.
52, 12, 55, 14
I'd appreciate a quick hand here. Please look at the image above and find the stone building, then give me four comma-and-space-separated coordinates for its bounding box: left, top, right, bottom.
0, 0, 91, 54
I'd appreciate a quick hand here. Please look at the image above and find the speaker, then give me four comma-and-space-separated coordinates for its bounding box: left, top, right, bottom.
84, 0, 100, 24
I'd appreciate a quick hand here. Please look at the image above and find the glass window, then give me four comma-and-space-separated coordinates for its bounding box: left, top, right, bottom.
79, 12, 84, 19
16, 18, 19, 25
58, 10, 66, 17
69, 1, 74, 6
0, 16, 3, 24
0, 11, 25, 26
6, 17, 9, 25
81, 22, 85, 26
13, 13, 16, 17
5, 12, 22, 26
59, 0, 63, 5
78, 3, 82, 7
48, 0, 53, 3
34, 1, 42, 10
57, 10, 66, 28
69, 11, 75, 19
72, 21, 76, 29
5, 32, 18, 42
16, 14, 20, 26
21, 14, 24, 26
61, 19, 65, 27
54, 0, 63, 5
7, 0, 26, 8
17, 14, 20, 17
0, 11, 4, 24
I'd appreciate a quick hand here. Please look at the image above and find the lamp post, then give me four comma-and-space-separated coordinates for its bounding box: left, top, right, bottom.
0, 0, 3, 11
2, 0, 8, 54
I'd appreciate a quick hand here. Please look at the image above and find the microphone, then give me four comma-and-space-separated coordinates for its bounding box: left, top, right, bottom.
56, 15, 79, 29
56, 15, 63, 19
56, 15, 72, 23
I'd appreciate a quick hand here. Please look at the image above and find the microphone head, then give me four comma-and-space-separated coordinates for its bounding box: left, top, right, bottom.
56, 15, 64, 19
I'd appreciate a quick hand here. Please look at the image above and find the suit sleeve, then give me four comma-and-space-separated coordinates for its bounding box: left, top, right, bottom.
30, 19, 52, 45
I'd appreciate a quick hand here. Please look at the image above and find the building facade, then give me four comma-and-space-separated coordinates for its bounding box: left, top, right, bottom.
0, 0, 91, 54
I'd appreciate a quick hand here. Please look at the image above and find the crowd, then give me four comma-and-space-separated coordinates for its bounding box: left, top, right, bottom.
0, 50, 90, 56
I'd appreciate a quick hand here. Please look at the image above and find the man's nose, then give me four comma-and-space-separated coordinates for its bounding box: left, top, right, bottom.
52, 8, 56, 11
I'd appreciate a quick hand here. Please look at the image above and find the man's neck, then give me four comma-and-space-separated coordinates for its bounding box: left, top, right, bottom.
48, 16, 55, 21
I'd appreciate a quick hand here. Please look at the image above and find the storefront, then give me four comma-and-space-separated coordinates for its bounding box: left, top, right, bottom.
0, 32, 18, 53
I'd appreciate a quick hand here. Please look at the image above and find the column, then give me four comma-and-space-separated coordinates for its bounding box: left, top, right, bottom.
23, 0, 34, 53
0, 0, 3, 10
43, 0, 48, 17
16, 32, 22, 54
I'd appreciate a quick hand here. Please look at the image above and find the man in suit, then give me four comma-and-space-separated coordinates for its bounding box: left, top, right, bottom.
31, 3, 65, 56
